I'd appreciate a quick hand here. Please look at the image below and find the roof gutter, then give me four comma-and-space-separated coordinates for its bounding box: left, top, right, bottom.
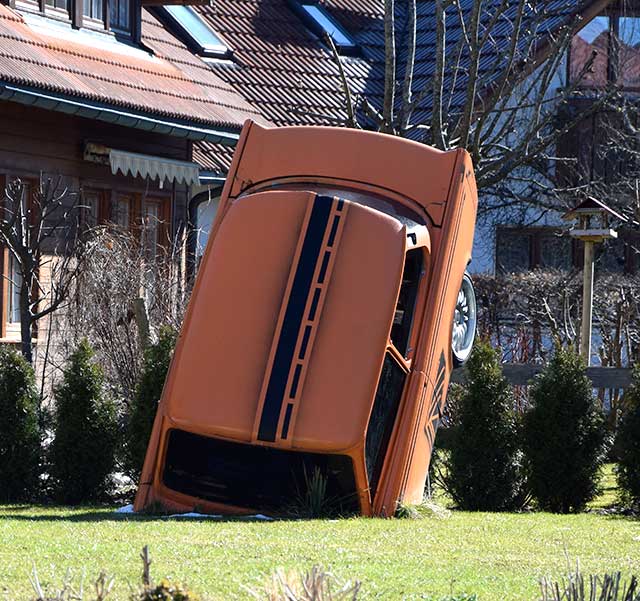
0, 82, 240, 146
198, 170, 227, 184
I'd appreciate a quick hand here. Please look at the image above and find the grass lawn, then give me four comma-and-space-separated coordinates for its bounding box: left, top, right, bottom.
0, 467, 638, 600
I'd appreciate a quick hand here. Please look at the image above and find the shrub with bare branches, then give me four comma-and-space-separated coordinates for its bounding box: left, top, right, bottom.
49, 227, 188, 405
0, 176, 89, 365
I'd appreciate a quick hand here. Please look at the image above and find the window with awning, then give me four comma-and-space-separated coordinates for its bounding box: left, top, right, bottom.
109, 149, 200, 187
84, 144, 200, 187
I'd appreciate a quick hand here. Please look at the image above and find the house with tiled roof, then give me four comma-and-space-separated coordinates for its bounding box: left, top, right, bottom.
189, 0, 635, 279
1, 0, 635, 365
0, 0, 267, 353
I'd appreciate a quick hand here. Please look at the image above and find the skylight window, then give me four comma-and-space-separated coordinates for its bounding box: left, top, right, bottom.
162, 5, 229, 59
295, 2, 357, 53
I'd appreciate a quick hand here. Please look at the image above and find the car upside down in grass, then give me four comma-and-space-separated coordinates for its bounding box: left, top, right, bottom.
134, 120, 478, 517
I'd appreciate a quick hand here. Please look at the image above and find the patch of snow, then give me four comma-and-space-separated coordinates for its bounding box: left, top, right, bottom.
113, 504, 274, 520
165, 512, 223, 519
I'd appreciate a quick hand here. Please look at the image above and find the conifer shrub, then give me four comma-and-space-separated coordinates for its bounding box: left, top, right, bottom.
523, 345, 607, 513
443, 341, 525, 511
125, 326, 177, 480
616, 366, 640, 506
50, 339, 118, 504
0, 345, 41, 501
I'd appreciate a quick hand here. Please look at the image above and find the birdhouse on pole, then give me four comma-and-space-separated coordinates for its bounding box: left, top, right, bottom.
562, 196, 627, 365
562, 196, 625, 242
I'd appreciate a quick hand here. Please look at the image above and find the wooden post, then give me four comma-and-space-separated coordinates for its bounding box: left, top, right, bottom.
581, 239, 595, 365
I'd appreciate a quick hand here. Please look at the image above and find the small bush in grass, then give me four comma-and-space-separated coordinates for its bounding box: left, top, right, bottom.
616, 366, 640, 506
443, 341, 525, 511
125, 326, 177, 481
523, 345, 608, 513
50, 339, 118, 504
0, 345, 41, 501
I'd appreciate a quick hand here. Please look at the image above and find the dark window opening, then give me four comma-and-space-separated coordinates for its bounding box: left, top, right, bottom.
365, 353, 407, 500
163, 429, 360, 515
390, 248, 423, 357
83, 0, 103, 20
110, 0, 131, 33
24, 0, 135, 31
496, 227, 573, 273
594, 231, 640, 273
496, 226, 640, 274
45, 0, 69, 10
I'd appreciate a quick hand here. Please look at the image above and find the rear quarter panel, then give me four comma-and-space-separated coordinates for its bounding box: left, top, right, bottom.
373, 150, 477, 513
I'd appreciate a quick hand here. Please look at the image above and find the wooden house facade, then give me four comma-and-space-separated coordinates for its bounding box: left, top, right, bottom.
0, 0, 265, 359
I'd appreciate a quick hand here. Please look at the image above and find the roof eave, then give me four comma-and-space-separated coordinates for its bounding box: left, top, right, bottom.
0, 81, 240, 146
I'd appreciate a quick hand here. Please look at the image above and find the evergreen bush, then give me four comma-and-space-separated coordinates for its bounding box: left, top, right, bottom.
523, 345, 607, 513
50, 339, 118, 504
125, 327, 177, 480
616, 366, 640, 506
443, 341, 525, 510
0, 345, 41, 501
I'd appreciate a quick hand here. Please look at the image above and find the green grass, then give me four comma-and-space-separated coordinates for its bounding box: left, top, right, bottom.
0, 502, 638, 600
0, 465, 635, 600
589, 463, 619, 510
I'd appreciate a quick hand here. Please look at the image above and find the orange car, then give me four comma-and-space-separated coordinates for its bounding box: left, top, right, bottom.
134, 121, 478, 517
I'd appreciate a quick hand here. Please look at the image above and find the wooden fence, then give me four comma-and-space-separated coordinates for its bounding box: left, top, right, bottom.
451, 364, 633, 389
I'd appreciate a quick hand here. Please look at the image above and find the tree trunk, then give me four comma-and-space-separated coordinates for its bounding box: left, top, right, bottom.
19, 278, 32, 364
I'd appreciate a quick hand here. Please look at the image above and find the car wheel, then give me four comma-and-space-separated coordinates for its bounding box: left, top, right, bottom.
451, 272, 477, 367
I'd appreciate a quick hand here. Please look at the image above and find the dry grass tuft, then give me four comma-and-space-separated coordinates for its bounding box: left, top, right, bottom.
248, 566, 361, 601
540, 561, 640, 601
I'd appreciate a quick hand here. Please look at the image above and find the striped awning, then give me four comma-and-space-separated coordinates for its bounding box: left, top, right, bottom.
109, 149, 200, 186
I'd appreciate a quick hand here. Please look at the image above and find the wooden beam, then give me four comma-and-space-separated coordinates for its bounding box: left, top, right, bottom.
72, 0, 83, 30
451, 363, 633, 389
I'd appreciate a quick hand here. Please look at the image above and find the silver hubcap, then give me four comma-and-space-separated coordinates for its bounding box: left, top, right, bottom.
452, 276, 476, 362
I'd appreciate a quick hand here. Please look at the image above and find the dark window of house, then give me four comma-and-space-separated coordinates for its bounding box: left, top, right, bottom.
45, 0, 69, 11
83, 0, 103, 20
163, 429, 360, 515
496, 229, 532, 273
597, 237, 626, 272
594, 230, 640, 273
81, 189, 101, 228
28, 0, 133, 32
538, 231, 573, 270
110, 0, 131, 33
556, 105, 639, 189
365, 353, 406, 500
496, 227, 572, 273
390, 248, 423, 357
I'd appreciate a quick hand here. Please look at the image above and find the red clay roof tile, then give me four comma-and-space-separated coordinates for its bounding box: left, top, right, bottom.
0, 4, 267, 130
